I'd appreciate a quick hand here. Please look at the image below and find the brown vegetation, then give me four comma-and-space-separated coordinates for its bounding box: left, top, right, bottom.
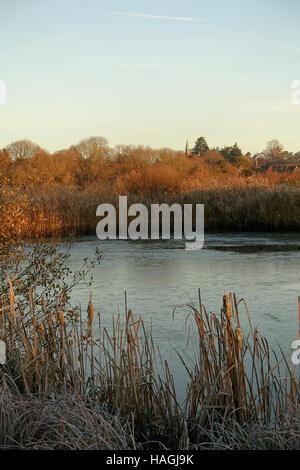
0, 283, 299, 449
1, 138, 300, 238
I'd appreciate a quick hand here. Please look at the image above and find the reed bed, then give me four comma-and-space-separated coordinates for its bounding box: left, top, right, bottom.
2, 142, 300, 238
0, 282, 300, 449
3, 184, 300, 240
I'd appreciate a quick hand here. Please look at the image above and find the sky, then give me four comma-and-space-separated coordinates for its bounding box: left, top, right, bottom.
1, 0, 300, 154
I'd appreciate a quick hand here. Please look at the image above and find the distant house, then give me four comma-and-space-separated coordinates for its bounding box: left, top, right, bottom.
253, 153, 300, 172
253, 153, 269, 169
269, 162, 300, 172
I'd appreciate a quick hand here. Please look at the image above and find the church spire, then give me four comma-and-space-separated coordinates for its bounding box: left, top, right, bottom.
185, 139, 191, 157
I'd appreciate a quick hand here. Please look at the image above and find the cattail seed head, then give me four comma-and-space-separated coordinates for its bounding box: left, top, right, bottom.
59, 311, 65, 326
223, 295, 232, 320
87, 300, 94, 327
235, 327, 243, 350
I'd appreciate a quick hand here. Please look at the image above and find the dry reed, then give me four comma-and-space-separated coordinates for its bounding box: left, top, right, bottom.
0, 282, 299, 449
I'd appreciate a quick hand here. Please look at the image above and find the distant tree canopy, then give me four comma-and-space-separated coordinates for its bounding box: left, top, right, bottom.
3, 135, 300, 193
220, 143, 242, 162
73, 136, 109, 160
201, 150, 224, 165
5, 139, 44, 160
264, 139, 284, 161
214, 143, 253, 175
253, 139, 298, 163
253, 140, 298, 163
193, 137, 209, 157
188, 138, 252, 175
231, 156, 253, 176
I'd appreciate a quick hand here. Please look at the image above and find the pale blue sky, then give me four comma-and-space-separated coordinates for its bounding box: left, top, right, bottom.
1, 0, 300, 154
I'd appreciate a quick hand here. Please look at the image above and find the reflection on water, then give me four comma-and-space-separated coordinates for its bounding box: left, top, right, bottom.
66, 232, 300, 395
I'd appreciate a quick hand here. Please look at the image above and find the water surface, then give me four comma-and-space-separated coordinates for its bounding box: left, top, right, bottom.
66, 233, 300, 394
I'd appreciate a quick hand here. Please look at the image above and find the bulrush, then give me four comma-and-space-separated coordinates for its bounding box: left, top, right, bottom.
58, 311, 65, 326
235, 326, 243, 350
41, 296, 46, 314
0, 283, 299, 449
87, 294, 94, 328
223, 294, 232, 320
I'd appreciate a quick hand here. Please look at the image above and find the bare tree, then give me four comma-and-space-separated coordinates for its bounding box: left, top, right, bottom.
6, 139, 43, 160
265, 139, 284, 159
74, 136, 109, 159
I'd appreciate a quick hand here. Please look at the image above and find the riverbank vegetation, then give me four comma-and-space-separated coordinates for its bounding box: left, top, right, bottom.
0, 170, 299, 450
1, 137, 300, 238
1, 280, 300, 449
